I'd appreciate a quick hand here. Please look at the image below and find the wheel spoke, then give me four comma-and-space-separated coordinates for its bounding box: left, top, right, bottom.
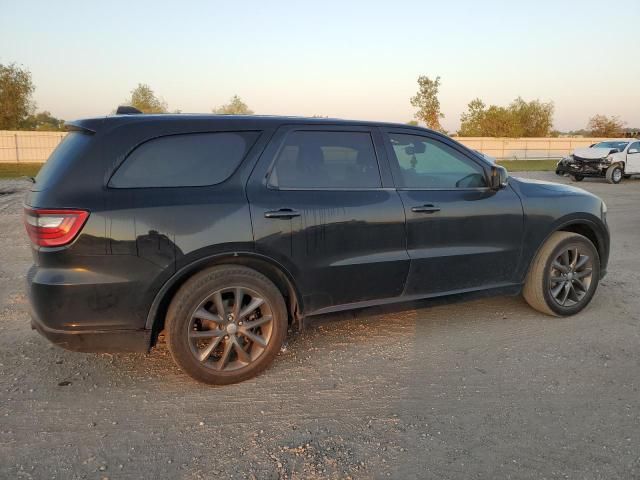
573, 278, 587, 292
217, 340, 234, 369
193, 307, 222, 323
550, 276, 565, 283
561, 250, 570, 267
567, 283, 580, 303
212, 291, 226, 317
575, 268, 592, 279
560, 282, 571, 305
242, 315, 272, 330
551, 282, 565, 298
575, 255, 590, 270
239, 297, 265, 320
198, 336, 224, 362
570, 248, 579, 268
189, 328, 224, 339
232, 337, 251, 363
232, 288, 244, 319
240, 329, 268, 348
552, 260, 569, 273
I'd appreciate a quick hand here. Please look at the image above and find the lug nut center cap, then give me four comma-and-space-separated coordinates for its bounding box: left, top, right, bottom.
226, 323, 238, 335
567, 273, 574, 280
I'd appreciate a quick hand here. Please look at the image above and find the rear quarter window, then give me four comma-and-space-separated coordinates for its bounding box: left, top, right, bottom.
109, 132, 259, 188
33, 132, 93, 191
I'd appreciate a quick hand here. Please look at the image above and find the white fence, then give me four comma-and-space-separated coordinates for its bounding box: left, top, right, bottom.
0, 131, 66, 163
453, 137, 607, 160
0, 130, 611, 163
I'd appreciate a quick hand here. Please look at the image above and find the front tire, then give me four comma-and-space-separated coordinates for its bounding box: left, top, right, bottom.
606, 165, 623, 184
523, 232, 600, 316
165, 265, 288, 384
569, 174, 584, 182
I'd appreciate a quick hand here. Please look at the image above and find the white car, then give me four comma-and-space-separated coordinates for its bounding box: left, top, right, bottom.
556, 139, 640, 184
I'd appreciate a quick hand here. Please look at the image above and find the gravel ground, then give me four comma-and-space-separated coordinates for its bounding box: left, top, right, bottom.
0, 173, 639, 479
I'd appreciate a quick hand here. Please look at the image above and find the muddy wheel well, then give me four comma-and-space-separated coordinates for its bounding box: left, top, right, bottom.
149, 254, 302, 348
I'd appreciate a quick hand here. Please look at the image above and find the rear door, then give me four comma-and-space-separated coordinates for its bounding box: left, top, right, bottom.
381, 128, 524, 296
247, 125, 409, 314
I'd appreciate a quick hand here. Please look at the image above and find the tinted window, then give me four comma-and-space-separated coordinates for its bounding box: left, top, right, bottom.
109, 132, 258, 188
270, 131, 381, 188
628, 142, 640, 152
33, 132, 93, 191
388, 134, 487, 189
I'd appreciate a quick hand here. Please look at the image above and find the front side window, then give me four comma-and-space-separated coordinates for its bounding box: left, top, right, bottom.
388, 133, 487, 189
110, 132, 258, 188
628, 142, 640, 152
269, 131, 381, 189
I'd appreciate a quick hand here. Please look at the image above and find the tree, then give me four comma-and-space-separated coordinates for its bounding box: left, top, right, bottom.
406, 120, 419, 126
0, 63, 35, 130
509, 97, 554, 137
458, 98, 487, 136
125, 83, 168, 113
587, 114, 625, 137
213, 95, 254, 115
410, 75, 444, 132
22, 111, 65, 131
458, 97, 554, 137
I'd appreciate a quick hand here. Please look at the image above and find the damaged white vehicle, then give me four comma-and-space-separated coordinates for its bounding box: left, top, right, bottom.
556, 139, 640, 184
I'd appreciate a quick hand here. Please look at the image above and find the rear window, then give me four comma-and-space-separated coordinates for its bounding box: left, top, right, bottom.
109, 132, 259, 188
269, 131, 381, 189
33, 132, 93, 191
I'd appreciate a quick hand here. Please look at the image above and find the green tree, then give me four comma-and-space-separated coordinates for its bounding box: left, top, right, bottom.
0, 63, 35, 130
509, 97, 554, 137
458, 98, 487, 136
406, 120, 419, 126
410, 75, 444, 132
213, 95, 254, 115
22, 111, 65, 131
587, 114, 625, 137
125, 83, 168, 113
458, 97, 554, 137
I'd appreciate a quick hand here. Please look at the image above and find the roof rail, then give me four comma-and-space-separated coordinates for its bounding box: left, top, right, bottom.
116, 105, 143, 115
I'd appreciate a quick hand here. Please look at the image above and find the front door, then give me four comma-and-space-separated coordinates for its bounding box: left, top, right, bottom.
381, 129, 524, 296
626, 141, 640, 174
247, 125, 409, 314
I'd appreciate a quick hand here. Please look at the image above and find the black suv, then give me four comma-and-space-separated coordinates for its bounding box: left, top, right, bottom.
25, 112, 610, 384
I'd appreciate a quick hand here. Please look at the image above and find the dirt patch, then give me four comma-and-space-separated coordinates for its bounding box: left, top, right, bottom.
1, 174, 639, 479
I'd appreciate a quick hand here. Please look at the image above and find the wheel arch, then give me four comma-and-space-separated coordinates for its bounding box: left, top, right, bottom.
145, 252, 304, 349
523, 217, 608, 283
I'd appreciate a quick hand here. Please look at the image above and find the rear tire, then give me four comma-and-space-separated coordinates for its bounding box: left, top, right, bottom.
606, 165, 623, 184
569, 174, 583, 182
523, 232, 600, 317
165, 265, 288, 384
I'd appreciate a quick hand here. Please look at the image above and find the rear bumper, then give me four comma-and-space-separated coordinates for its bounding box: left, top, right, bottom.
30, 315, 151, 353
27, 264, 153, 353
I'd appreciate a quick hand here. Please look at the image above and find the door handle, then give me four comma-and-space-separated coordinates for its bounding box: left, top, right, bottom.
264, 208, 301, 219
411, 204, 440, 213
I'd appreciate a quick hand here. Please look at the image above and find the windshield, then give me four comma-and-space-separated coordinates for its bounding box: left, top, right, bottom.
592, 141, 628, 151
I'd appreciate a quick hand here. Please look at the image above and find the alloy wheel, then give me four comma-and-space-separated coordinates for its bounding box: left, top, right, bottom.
613, 168, 622, 183
548, 247, 593, 307
187, 286, 274, 371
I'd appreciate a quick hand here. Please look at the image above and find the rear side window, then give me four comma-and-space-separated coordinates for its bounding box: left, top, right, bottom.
33, 132, 93, 191
109, 132, 258, 188
269, 131, 381, 189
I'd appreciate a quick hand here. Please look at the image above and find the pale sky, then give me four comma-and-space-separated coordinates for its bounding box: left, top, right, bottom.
2, 0, 639, 131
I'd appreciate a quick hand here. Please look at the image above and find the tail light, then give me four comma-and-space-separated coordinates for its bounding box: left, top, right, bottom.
24, 208, 89, 247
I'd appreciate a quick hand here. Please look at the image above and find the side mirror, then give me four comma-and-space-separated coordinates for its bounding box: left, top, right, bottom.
489, 165, 508, 190
629, 148, 639, 154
